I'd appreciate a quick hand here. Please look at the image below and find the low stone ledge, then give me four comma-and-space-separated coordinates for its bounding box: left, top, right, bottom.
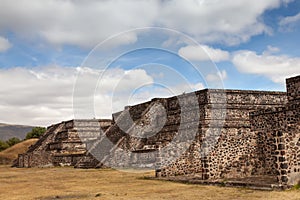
152, 176, 291, 191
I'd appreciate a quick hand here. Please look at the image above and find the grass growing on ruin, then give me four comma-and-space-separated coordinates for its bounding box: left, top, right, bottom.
293, 183, 300, 190
0, 165, 300, 200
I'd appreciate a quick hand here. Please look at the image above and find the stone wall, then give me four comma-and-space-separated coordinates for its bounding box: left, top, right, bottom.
287, 75, 300, 103
157, 90, 287, 179
251, 75, 300, 186
15, 119, 112, 167
250, 108, 300, 185
15, 75, 300, 188
77, 88, 287, 181
75, 89, 287, 179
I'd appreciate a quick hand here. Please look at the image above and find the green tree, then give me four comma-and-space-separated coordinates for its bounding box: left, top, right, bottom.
0, 140, 9, 151
6, 137, 21, 147
25, 127, 46, 140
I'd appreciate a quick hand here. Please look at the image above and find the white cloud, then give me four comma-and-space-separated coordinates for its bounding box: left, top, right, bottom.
166, 82, 205, 95
0, 65, 206, 126
0, 0, 291, 48
282, 0, 295, 4
232, 50, 300, 84
0, 66, 155, 126
279, 12, 300, 32
178, 45, 230, 62
158, 0, 285, 45
206, 70, 227, 82
0, 0, 159, 48
265, 45, 280, 55
0, 36, 12, 52
126, 82, 205, 106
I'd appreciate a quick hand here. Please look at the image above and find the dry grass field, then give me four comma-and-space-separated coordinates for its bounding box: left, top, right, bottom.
0, 165, 300, 200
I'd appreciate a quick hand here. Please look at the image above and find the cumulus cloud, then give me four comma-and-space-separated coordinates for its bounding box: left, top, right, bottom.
0, 66, 76, 126
123, 82, 205, 108
264, 45, 280, 55
158, 0, 285, 45
0, 36, 12, 52
0, 66, 156, 126
0, 0, 159, 48
282, 0, 295, 4
279, 12, 300, 32
0, 0, 290, 48
0, 65, 206, 126
232, 49, 300, 84
178, 45, 230, 62
206, 70, 227, 83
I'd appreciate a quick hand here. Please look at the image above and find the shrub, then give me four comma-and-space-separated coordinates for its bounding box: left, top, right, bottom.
6, 137, 21, 147
0, 137, 21, 151
0, 140, 9, 151
25, 127, 46, 140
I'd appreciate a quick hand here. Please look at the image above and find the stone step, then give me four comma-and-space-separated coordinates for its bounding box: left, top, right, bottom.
74, 154, 100, 169
73, 127, 102, 132
72, 130, 102, 136
73, 120, 101, 127
75, 102, 155, 169
64, 129, 109, 137
74, 162, 97, 169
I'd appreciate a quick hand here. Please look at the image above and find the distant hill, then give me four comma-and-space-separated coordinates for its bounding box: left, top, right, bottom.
0, 138, 38, 165
0, 123, 34, 141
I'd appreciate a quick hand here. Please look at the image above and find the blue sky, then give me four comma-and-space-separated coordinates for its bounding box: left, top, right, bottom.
0, 0, 299, 126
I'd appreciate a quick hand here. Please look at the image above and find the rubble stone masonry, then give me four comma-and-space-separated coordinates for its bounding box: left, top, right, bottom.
15, 75, 300, 188
251, 75, 300, 186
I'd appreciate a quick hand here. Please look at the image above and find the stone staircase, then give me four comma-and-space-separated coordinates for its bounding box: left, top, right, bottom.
51, 119, 106, 166
74, 116, 128, 169
73, 119, 103, 142
75, 100, 165, 169
74, 104, 152, 169
15, 119, 111, 168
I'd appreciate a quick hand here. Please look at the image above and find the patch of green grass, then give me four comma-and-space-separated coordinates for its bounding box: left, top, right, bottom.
292, 184, 300, 190
138, 176, 154, 180
220, 181, 226, 187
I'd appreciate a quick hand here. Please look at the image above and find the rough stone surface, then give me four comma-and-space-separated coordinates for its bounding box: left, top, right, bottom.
251, 75, 300, 186
15, 75, 300, 189
15, 119, 112, 167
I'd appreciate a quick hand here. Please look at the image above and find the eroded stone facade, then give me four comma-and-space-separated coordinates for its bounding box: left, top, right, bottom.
15, 75, 300, 188
156, 89, 287, 179
15, 119, 112, 167
250, 75, 300, 186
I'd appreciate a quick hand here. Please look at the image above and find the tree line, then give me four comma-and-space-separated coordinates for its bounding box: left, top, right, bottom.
0, 127, 46, 151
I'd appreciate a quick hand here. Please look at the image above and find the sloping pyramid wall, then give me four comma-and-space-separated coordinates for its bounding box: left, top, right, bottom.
15, 119, 111, 167
76, 88, 287, 182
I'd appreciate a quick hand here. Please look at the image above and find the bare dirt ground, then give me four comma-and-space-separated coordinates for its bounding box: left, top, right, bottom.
0, 165, 299, 200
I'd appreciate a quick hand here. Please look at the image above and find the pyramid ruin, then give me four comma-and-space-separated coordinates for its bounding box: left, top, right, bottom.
15, 75, 300, 189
